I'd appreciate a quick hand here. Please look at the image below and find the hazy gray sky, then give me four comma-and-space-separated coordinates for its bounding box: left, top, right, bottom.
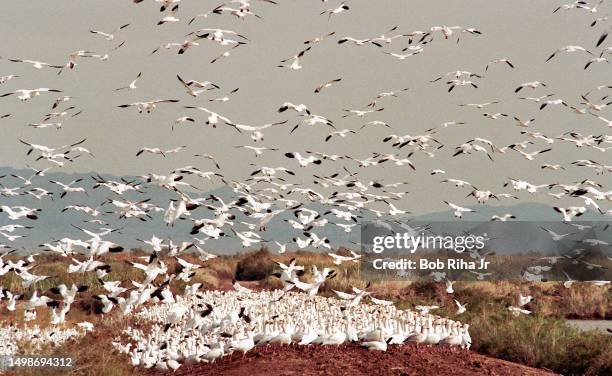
0, 0, 610, 215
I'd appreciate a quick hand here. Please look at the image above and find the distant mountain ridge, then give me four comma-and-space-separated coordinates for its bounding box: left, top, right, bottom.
0, 166, 606, 253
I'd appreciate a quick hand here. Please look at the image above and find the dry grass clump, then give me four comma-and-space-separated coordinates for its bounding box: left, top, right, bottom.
235, 247, 276, 281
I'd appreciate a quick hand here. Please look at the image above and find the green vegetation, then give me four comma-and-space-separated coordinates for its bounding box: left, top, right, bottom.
1, 250, 610, 375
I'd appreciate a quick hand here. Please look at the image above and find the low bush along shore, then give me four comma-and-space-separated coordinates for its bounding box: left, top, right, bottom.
0, 248, 610, 376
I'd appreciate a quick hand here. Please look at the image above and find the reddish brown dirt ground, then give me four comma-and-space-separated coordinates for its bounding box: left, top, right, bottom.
148, 343, 558, 376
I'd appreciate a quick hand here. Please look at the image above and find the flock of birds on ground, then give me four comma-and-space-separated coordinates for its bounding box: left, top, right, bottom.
0, 0, 611, 371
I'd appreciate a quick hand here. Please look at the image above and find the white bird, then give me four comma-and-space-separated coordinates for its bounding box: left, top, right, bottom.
157, 4, 180, 25
278, 47, 310, 70
327, 250, 361, 265
8, 59, 62, 70
546, 45, 593, 62
515, 81, 546, 93
337, 37, 372, 46
492, 213, 516, 221
274, 241, 288, 254
455, 300, 467, 314
0, 205, 41, 220
231, 120, 290, 141
315, 78, 342, 93
508, 306, 531, 316
235, 145, 278, 157
50, 179, 87, 198
177, 75, 218, 97
553, 206, 586, 221
485, 58, 514, 71
320, 2, 350, 19
518, 293, 533, 307
0, 74, 20, 85
1, 88, 62, 101
513, 116, 536, 127
584, 52, 609, 70
90, 23, 130, 40
278, 102, 310, 115
444, 201, 475, 219
114, 72, 141, 91
510, 146, 552, 160
183, 106, 233, 128
446, 280, 455, 294
118, 99, 179, 113
284, 152, 322, 167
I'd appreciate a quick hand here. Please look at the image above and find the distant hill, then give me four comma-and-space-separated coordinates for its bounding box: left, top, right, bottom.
0, 166, 607, 254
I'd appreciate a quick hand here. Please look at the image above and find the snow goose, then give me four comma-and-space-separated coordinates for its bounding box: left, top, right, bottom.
209, 87, 239, 102
278, 47, 310, 70
0, 205, 41, 220
284, 152, 322, 167
406, 326, 428, 345
507, 305, 531, 316
383, 50, 422, 60
515, 81, 546, 93
546, 45, 593, 62
443, 201, 475, 219
321, 2, 349, 19
8, 59, 62, 70
230, 331, 255, 356
177, 75, 217, 97
304, 31, 336, 45
118, 99, 179, 113
337, 37, 372, 46
0, 74, 20, 84
114, 72, 141, 91
584, 51, 609, 69
315, 78, 342, 93
157, 4, 180, 25
183, 106, 232, 128
204, 342, 225, 362
1, 88, 62, 101
278, 102, 310, 114
509, 146, 551, 160
553, 206, 586, 221
485, 58, 514, 71
235, 145, 278, 157
361, 337, 390, 351
513, 116, 535, 127
491, 213, 516, 221
90, 23, 130, 40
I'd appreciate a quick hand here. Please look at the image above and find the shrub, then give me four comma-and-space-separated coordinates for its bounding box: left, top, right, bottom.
234, 247, 275, 281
